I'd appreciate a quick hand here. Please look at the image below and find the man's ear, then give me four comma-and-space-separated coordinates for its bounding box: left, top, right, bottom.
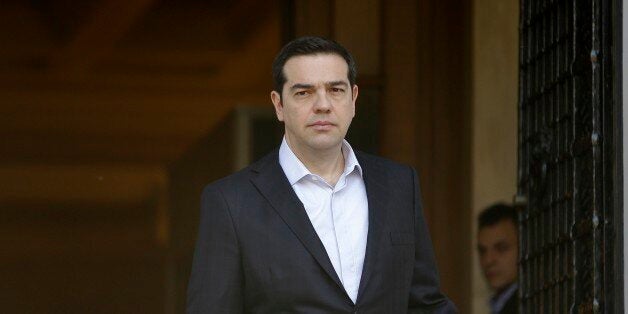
351, 84, 359, 117
270, 91, 284, 121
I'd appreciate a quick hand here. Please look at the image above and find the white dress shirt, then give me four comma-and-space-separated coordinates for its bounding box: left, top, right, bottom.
278, 137, 369, 303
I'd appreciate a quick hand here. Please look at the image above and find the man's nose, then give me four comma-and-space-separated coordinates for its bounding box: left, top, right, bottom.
313, 91, 332, 112
483, 251, 497, 266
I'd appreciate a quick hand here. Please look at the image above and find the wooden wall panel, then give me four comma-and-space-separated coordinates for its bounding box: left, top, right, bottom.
382, 1, 472, 312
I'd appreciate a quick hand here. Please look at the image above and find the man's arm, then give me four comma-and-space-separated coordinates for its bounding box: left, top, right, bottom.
408, 167, 458, 313
187, 184, 244, 314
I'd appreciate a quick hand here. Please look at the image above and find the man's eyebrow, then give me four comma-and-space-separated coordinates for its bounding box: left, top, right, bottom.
289, 81, 349, 91
326, 81, 349, 87
289, 83, 314, 90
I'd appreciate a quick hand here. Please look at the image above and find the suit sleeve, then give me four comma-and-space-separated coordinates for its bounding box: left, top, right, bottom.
408, 167, 458, 313
187, 184, 244, 314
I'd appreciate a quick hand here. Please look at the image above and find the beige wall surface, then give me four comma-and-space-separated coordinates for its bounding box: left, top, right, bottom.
471, 0, 519, 313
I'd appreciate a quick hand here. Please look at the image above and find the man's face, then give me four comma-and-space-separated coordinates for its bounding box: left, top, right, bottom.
270, 53, 358, 154
477, 220, 518, 292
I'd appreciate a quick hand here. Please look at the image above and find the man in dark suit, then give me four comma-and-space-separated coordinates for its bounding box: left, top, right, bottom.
187, 36, 456, 313
477, 204, 519, 314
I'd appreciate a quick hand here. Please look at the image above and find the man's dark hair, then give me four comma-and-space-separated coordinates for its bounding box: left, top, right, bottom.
478, 203, 518, 230
272, 36, 357, 95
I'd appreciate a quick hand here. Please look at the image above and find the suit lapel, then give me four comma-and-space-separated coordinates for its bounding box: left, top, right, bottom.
356, 153, 390, 301
249, 151, 346, 293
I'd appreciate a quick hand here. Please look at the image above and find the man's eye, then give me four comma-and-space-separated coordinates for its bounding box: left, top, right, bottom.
330, 88, 344, 93
295, 91, 308, 96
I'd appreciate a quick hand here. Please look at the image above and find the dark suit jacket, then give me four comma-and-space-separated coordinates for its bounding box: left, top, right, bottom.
187, 149, 456, 313
498, 290, 518, 314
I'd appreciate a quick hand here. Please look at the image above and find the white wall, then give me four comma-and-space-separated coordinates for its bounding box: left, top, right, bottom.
471, 1, 519, 313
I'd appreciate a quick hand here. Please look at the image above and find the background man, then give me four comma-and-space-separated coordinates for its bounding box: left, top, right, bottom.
187, 36, 455, 313
477, 203, 519, 314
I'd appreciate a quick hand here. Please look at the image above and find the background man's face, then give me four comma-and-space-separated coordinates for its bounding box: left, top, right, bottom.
477, 220, 518, 292
270, 53, 358, 153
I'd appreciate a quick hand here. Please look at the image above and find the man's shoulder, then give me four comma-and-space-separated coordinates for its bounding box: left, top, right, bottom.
355, 150, 415, 174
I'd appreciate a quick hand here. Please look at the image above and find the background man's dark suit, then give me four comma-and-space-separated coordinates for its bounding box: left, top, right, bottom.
498, 292, 518, 314
187, 149, 456, 313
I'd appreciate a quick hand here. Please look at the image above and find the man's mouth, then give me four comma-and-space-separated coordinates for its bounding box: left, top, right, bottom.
309, 121, 334, 130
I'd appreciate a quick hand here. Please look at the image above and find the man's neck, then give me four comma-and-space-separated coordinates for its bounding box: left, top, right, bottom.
285, 138, 345, 186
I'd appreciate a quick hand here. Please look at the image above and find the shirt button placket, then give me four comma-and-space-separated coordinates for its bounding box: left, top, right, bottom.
330, 188, 344, 282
